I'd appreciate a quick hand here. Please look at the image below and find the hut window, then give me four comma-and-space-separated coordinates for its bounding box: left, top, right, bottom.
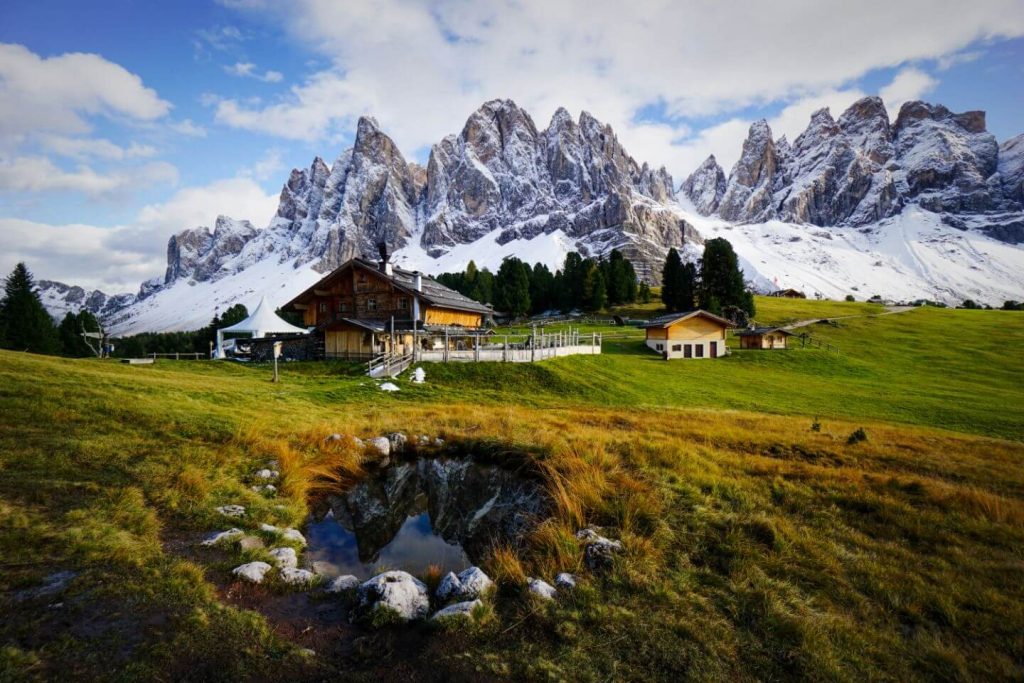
367, 298, 377, 311
672, 344, 681, 352
398, 298, 408, 310
338, 301, 348, 312
318, 302, 328, 313
655, 343, 664, 351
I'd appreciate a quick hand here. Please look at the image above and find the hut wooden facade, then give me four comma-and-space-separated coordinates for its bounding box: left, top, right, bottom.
770, 288, 807, 299
282, 255, 492, 360
641, 310, 732, 360
737, 326, 792, 350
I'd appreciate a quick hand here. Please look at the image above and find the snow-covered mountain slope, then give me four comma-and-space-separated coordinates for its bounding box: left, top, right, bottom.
35, 97, 1024, 334
104, 257, 324, 334
678, 203, 1024, 304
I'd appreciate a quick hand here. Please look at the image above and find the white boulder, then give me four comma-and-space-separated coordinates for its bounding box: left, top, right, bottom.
281, 528, 307, 546
233, 561, 272, 583
357, 571, 430, 622
325, 575, 361, 593
431, 599, 482, 622
379, 382, 400, 392
259, 523, 280, 533
215, 504, 245, 518
280, 567, 317, 586
268, 547, 298, 569
367, 436, 391, 456
555, 573, 577, 590
201, 528, 243, 546
527, 578, 557, 600
576, 527, 624, 570
412, 367, 426, 384
436, 567, 494, 602
255, 469, 278, 480
387, 432, 408, 453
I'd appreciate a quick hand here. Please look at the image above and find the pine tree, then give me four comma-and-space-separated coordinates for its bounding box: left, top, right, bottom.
0, 263, 59, 354
582, 262, 607, 312
638, 282, 652, 304
529, 263, 555, 313
699, 238, 753, 316
219, 304, 249, 327
494, 258, 531, 317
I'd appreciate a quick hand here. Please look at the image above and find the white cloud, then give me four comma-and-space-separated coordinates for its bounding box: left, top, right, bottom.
216, 0, 1024, 181
880, 67, 939, 118
0, 43, 171, 144
0, 176, 279, 292
0, 156, 178, 196
169, 119, 208, 138
224, 61, 284, 83
240, 147, 285, 181
193, 25, 246, 58
40, 135, 158, 161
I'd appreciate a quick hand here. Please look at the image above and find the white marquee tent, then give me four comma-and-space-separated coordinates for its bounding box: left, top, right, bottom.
215, 296, 308, 358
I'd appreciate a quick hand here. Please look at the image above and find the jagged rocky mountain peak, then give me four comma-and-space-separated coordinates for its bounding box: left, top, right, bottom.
688, 97, 1020, 236
37, 97, 1024, 334
894, 100, 987, 134
681, 155, 727, 215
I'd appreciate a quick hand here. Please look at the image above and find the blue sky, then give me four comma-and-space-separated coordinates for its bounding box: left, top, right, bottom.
1, 0, 1023, 291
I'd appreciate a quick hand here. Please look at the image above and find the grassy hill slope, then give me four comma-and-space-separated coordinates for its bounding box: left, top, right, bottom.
1, 300, 1022, 681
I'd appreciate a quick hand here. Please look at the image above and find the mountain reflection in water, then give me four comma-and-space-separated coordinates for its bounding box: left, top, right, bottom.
305, 457, 548, 579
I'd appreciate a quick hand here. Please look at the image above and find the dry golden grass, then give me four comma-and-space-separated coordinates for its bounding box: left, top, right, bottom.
3, 349, 1023, 681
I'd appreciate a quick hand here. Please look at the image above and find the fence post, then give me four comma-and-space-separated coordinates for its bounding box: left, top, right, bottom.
444, 328, 449, 363
503, 336, 508, 362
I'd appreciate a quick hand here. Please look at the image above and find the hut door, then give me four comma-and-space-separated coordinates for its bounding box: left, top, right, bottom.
710, 341, 718, 358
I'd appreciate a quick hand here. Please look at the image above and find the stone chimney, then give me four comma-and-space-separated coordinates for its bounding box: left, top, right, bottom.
377, 242, 393, 276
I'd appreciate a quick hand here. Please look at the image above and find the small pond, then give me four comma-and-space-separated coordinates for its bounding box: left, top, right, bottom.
306, 456, 548, 580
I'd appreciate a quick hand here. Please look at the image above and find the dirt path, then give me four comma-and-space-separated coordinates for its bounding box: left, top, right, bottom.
780, 305, 915, 330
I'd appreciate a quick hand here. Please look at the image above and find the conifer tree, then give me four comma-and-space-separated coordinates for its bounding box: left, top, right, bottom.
699, 238, 754, 316
0, 263, 59, 354
494, 258, 531, 317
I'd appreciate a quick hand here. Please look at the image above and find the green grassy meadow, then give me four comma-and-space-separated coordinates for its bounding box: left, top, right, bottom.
1, 297, 1022, 681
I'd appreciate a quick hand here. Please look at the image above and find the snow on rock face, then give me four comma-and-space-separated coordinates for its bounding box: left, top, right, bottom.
421, 99, 698, 283
37, 97, 1024, 330
36, 280, 135, 323
357, 571, 430, 622
998, 134, 1024, 205
164, 216, 259, 287
706, 97, 1022, 239
681, 155, 727, 215
719, 120, 779, 223
893, 101, 1002, 214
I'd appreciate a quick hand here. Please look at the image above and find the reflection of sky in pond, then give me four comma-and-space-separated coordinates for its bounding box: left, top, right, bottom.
304, 512, 470, 579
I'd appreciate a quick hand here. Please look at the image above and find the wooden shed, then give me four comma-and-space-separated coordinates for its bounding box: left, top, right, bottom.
737, 326, 792, 350
641, 310, 732, 360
